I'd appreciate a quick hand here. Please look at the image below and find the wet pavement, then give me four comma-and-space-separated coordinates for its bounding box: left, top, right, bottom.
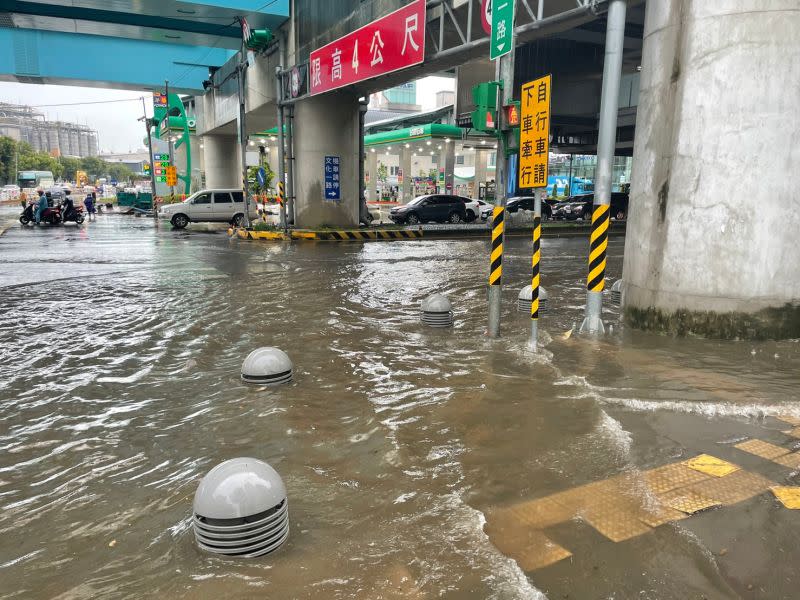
1, 207, 799, 599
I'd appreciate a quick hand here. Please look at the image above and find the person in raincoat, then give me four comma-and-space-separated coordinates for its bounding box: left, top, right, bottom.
34, 190, 48, 225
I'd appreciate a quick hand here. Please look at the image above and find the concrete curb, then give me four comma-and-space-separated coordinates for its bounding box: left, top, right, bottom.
227, 222, 626, 242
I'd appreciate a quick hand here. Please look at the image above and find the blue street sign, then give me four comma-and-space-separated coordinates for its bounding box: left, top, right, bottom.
324, 155, 341, 201
256, 167, 266, 188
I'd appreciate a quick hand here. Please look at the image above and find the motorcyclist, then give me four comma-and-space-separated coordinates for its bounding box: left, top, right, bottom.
62, 191, 76, 220
34, 190, 48, 225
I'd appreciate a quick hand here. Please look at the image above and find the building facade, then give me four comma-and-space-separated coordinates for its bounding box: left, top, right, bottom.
0, 102, 98, 157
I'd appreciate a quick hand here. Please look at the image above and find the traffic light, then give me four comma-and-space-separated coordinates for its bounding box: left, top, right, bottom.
503, 102, 521, 128
471, 81, 502, 132
166, 166, 177, 187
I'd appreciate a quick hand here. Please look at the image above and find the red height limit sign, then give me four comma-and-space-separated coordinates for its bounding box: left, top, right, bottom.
309, 0, 426, 95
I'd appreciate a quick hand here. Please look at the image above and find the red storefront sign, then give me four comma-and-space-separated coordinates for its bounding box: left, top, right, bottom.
309, 0, 426, 95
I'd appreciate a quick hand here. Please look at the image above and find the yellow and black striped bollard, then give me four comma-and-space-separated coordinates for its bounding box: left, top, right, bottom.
487, 206, 505, 337
587, 203, 610, 292
528, 215, 542, 348
489, 206, 505, 286
578, 203, 610, 334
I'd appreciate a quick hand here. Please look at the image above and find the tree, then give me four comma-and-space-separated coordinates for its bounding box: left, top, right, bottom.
107, 163, 134, 184
80, 156, 107, 180
377, 163, 388, 183
59, 157, 82, 182
0, 136, 17, 185
247, 163, 275, 195
17, 149, 63, 179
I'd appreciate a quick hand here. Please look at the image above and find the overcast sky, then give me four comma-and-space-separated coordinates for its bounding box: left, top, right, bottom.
0, 75, 454, 154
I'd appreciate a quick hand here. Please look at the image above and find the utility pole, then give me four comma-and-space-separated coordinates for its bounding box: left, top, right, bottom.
236, 31, 251, 228
487, 5, 516, 339
579, 0, 627, 335
140, 97, 159, 219
275, 58, 287, 230
164, 79, 175, 203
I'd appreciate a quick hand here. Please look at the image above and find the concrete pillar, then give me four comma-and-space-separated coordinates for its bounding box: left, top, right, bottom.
203, 134, 239, 189
623, 0, 800, 339
443, 140, 455, 194
366, 150, 378, 202
400, 148, 412, 203
474, 149, 488, 199
437, 142, 456, 194
292, 90, 360, 228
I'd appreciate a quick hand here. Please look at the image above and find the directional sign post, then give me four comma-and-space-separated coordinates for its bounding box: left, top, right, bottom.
324, 156, 341, 201
490, 0, 515, 60
519, 74, 552, 190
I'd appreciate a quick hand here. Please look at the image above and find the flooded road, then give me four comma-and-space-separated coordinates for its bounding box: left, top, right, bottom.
1, 208, 799, 599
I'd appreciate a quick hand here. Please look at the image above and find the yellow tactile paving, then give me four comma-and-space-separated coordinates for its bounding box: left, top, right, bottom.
659, 489, 721, 515
483, 520, 572, 571
643, 462, 713, 494
484, 455, 778, 569
776, 415, 800, 427
771, 486, 800, 509
579, 495, 654, 542
773, 452, 800, 469
784, 427, 800, 439
734, 439, 790, 460
688, 470, 773, 505
493, 495, 575, 530
636, 502, 689, 528
683, 454, 740, 477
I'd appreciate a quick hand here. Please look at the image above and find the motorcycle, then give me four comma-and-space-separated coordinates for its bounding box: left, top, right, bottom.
19, 201, 62, 226
61, 197, 85, 225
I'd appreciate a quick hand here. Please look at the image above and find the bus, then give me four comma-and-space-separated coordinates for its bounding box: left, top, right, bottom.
18, 170, 55, 191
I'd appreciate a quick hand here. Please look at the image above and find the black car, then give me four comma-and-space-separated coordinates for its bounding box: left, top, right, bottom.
553, 193, 629, 221
507, 196, 554, 220
389, 194, 468, 225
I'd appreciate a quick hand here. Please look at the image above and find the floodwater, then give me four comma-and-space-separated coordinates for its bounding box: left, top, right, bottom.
1, 208, 799, 600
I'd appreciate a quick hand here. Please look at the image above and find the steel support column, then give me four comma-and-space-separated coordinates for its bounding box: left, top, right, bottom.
579, 0, 626, 335
487, 32, 515, 339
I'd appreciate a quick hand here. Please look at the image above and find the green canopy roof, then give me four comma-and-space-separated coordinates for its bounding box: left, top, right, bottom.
364, 123, 462, 147
250, 122, 463, 145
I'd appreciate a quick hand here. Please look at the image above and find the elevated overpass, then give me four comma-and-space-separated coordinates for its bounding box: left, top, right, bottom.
199, 0, 800, 340
0, 0, 289, 92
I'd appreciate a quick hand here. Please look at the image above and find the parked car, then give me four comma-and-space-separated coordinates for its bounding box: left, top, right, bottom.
462, 197, 483, 222
481, 196, 554, 223
388, 194, 468, 225
474, 199, 492, 221
553, 192, 629, 221
158, 188, 259, 229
